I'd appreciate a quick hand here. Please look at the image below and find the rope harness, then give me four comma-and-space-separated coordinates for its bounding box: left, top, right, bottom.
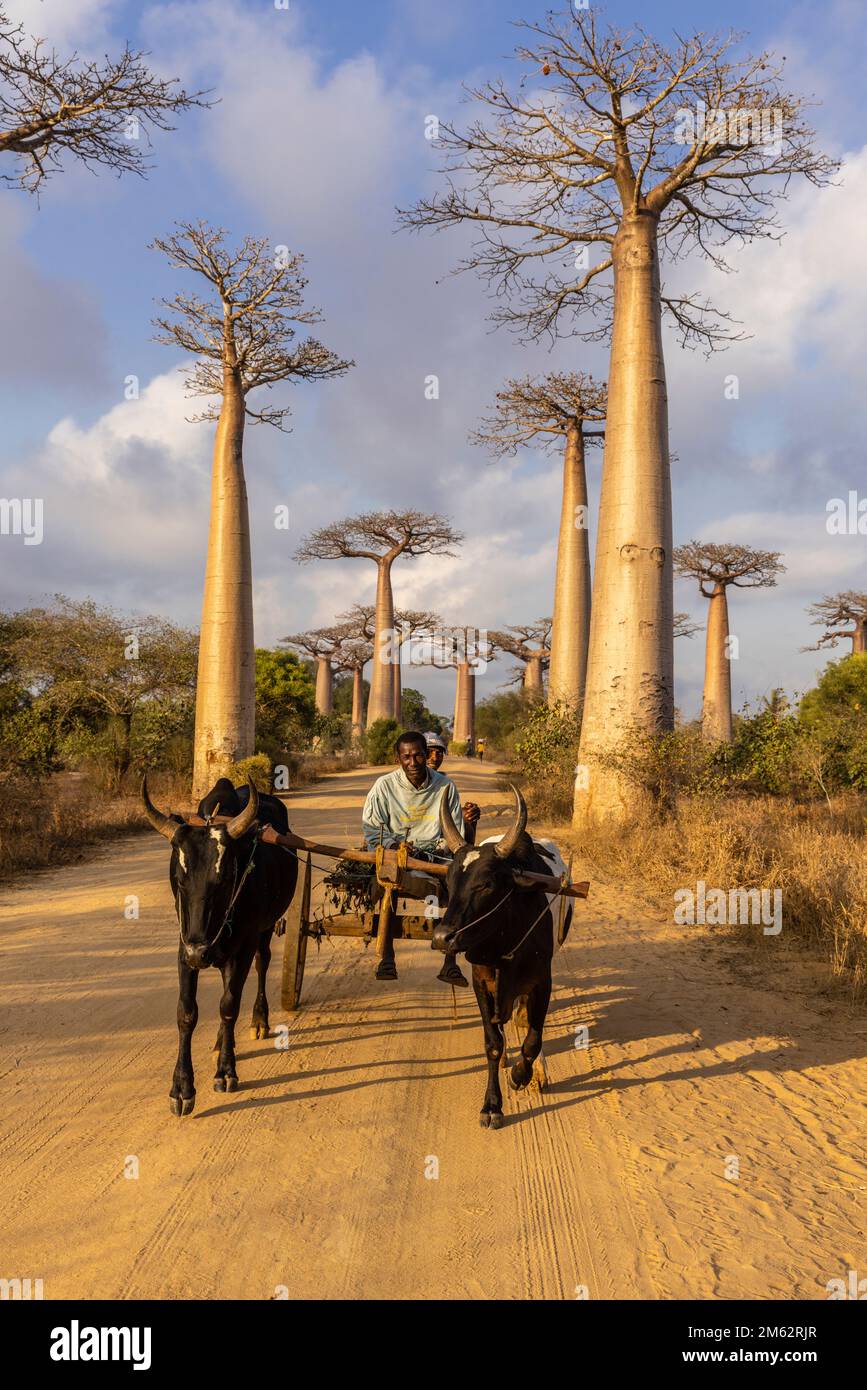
176, 833, 259, 955
447, 881, 557, 960
211, 834, 259, 948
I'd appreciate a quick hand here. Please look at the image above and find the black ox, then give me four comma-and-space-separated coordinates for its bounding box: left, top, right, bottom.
432, 784, 569, 1130
142, 776, 298, 1115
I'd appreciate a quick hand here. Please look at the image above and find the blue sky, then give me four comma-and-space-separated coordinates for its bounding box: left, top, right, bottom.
1, 0, 866, 720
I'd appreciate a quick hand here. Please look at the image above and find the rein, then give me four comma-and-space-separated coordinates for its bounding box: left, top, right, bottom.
449, 880, 556, 960
447, 889, 515, 947
212, 834, 259, 947
177, 833, 259, 954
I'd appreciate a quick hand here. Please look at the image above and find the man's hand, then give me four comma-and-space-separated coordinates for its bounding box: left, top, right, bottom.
259, 824, 281, 845
463, 801, 480, 826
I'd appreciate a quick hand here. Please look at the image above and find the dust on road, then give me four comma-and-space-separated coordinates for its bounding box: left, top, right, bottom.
1, 762, 864, 1299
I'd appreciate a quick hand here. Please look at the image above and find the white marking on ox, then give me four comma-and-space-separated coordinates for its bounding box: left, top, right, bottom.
462, 850, 481, 870
210, 829, 226, 878
177, 849, 187, 874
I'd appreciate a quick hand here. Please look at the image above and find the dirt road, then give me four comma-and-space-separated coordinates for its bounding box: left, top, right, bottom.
1, 761, 865, 1300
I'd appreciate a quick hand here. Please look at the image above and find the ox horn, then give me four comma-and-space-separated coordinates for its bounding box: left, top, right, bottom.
225, 780, 259, 840
141, 775, 178, 842
439, 789, 467, 853
493, 783, 528, 859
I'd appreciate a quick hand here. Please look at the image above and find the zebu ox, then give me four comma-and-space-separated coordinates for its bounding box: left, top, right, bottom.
432, 785, 571, 1130
141, 777, 298, 1115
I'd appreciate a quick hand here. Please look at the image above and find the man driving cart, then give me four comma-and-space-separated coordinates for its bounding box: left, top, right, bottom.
362, 730, 480, 986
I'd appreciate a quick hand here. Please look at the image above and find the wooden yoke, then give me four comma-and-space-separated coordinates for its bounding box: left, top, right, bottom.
258, 825, 589, 900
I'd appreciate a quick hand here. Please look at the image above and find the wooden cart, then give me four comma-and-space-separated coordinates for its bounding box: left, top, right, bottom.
277, 834, 586, 1012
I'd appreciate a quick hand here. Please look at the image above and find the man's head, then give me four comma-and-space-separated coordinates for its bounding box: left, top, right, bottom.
395, 730, 429, 787
425, 730, 447, 772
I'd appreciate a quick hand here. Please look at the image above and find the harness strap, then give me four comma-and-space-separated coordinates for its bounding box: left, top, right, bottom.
500, 895, 556, 961
209, 835, 258, 949
449, 889, 515, 943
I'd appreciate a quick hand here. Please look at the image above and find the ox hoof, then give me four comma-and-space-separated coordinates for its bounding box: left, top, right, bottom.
170, 1093, 195, 1117
249, 1024, 269, 1040
225, 1076, 238, 1092
509, 1063, 531, 1091
375, 961, 398, 981
479, 1110, 504, 1130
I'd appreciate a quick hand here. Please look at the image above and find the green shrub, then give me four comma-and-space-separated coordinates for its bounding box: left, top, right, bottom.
227, 753, 273, 791
448, 740, 468, 757
365, 718, 401, 766
512, 700, 583, 818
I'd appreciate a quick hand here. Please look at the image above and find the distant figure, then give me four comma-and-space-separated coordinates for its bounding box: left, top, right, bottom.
477, 738, 486, 763
465, 735, 475, 759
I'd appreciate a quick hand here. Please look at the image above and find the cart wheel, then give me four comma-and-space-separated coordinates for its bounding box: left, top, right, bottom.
281, 852, 311, 1012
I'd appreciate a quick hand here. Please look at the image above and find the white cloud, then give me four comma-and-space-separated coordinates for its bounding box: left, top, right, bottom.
4, 0, 119, 46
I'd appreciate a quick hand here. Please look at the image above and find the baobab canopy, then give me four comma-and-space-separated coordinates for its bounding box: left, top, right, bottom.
401, 9, 836, 824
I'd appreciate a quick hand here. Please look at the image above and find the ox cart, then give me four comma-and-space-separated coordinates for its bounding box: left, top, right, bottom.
260, 827, 589, 1012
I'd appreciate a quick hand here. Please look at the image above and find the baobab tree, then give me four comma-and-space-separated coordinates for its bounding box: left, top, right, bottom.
295, 511, 461, 726
400, 9, 836, 824
472, 374, 606, 711
803, 593, 867, 655
391, 608, 441, 720
335, 605, 376, 739
674, 542, 785, 742
489, 620, 552, 697
674, 612, 702, 640
430, 626, 494, 746
282, 627, 356, 717
153, 222, 352, 796
0, 6, 208, 192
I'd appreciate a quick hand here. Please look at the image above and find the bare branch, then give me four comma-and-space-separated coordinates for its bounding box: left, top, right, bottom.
151, 222, 353, 429
0, 7, 212, 193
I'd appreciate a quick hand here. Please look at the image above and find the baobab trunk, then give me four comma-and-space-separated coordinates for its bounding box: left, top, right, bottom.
450, 664, 469, 745
392, 644, 402, 724
367, 557, 395, 726
452, 663, 475, 744
702, 584, 733, 743
523, 656, 544, 696
351, 667, 365, 741
854, 622, 867, 655
314, 656, 333, 715
192, 369, 255, 799
573, 210, 673, 827
548, 423, 591, 712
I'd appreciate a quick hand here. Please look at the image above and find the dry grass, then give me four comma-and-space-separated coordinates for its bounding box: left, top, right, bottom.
0, 772, 160, 883
553, 792, 867, 998
0, 753, 366, 884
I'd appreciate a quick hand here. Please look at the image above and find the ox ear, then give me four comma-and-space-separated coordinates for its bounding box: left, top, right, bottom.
512, 872, 540, 891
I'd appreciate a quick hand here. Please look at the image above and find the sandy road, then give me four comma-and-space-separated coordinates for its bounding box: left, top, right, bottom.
1, 760, 866, 1301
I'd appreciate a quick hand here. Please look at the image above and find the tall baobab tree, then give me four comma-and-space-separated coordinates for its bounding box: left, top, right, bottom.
335, 605, 376, 739
282, 627, 356, 716
674, 542, 785, 742
392, 608, 441, 720
400, 9, 836, 825
803, 593, 867, 655
489, 620, 552, 697
472, 374, 606, 711
295, 512, 461, 726
153, 223, 352, 796
0, 6, 209, 193
429, 626, 494, 745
